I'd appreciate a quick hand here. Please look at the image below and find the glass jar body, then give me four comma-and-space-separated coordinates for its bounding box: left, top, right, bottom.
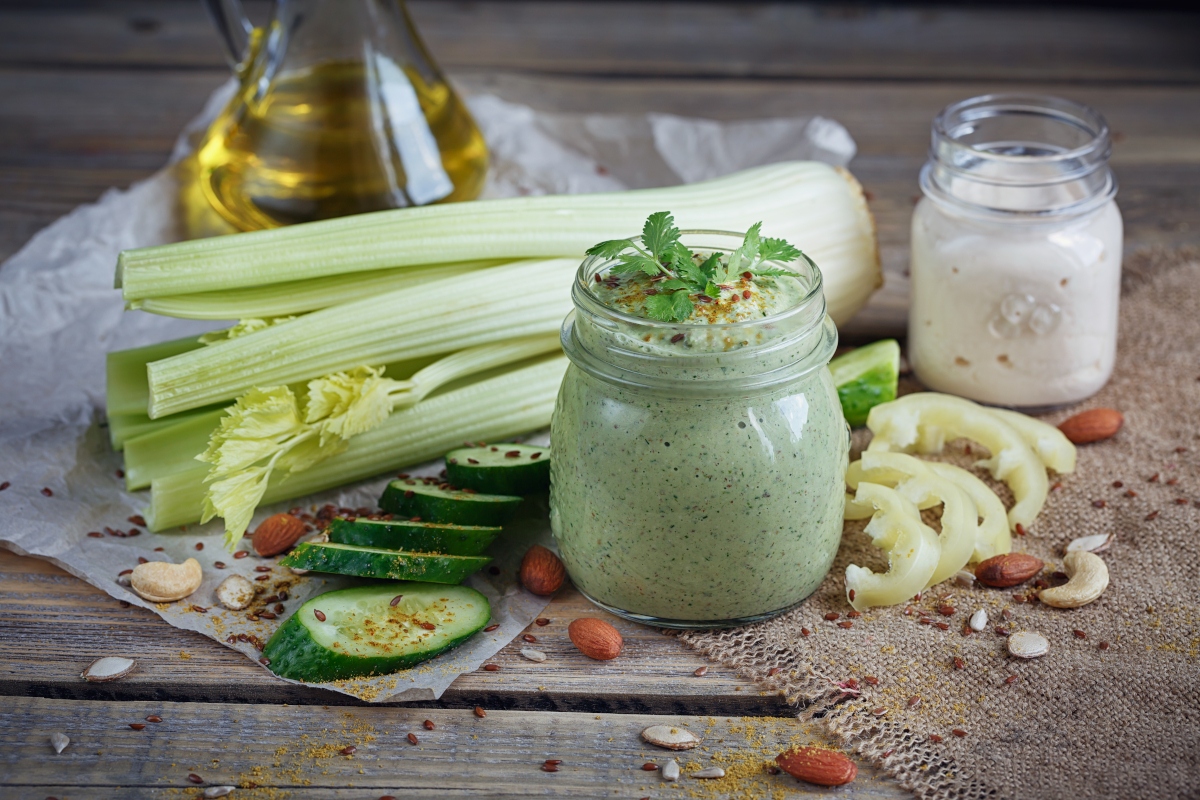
909, 197, 1122, 408
908, 94, 1123, 409
550, 362, 848, 627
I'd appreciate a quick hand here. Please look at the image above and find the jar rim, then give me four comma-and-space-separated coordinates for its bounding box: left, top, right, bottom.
573, 229, 826, 332
932, 93, 1111, 168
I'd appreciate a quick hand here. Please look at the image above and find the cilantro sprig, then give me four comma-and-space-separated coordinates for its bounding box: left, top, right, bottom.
585, 212, 813, 322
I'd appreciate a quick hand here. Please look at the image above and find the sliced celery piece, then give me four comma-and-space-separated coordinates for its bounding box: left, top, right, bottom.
129, 260, 501, 320
117, 162, 879, 311
146, 355, 569, 531
106, 335, 205, 417
145, 258, 576, 418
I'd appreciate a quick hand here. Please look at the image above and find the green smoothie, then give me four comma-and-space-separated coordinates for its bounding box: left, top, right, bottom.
550, 224, 849, 626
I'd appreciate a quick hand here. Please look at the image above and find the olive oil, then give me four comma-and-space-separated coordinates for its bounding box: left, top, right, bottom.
196, 61, 488, 231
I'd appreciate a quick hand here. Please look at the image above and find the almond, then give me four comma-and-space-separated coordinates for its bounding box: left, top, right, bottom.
775, 747, 857, 786
567, 617, 622, 660
520, 544, 566, 596
252, 513, 306, 557
1057, 408, 1123, 444
975, 553, 1045, 588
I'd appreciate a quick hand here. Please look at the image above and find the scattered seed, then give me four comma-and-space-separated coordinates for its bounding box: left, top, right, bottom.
314, 610, 326, 622
340, 746, 356, 756
145, 715, 162, 723
996, 626, 1010, 635
929, 735, 943, 743
1146, 511, 1160, 521
643, 763, 659, 771
203, 788, 235, 799
1176, 498, 1190, 505
1149, 473, 1160, 482
420, 622, 436, 630
258, 612, 277, 620
1008, 631, 1050, 659
1126, 490, 1138, 497
50, 732, 69, 753
935, 622, 950, 631
520, 648, 547, 662
824, 612, 840, 621
41, 487, 53, 497
1074, 630, 1087, 639
191, 605, 207, 614
1005, 675, 1019, 684
535, 618, 550, 626
407, 733, 419, 745
952, 729, 967, 738
488, 565, 500, 575
214, 561, 226, 569
1013, 594, 1028, 603
954, 657, 966, 670
1112, 481, 1123, 489
484, 624, 500, 632
483, 664, 500, 671
87, 531, 103, 538
848, 589, 856, 601
1092, 500, 1107, 508
662, 759, 681, 781
1051, 481, 1064, 492
0, 482, 8, 491
919, 617, 933, 625
1099, 641, 1110, 650
234, 551, 248, 559
188, 774, 204, 784
1167, 477, 1180, 486
837, 621, 854, 629
258, 657, 270, 666
474, 706, 486, 718
871, 707, 888, 716
846, 610, 861, 618
768, 667, 783, 677
955, 570, 976, 587
766, 765, 781, 775
82, 656, 136, 683
863, 676, 879, 685
907, 696, 921, 708
129, 723, 146, 730
694, 666, 708, 676
938, 605, 956, 616
693, 767, 726, 779
801, 628, 812, 636
523, 634, 537, 643
544, 759, 562, 766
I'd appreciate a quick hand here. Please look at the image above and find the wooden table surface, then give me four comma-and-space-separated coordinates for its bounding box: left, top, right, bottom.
2, 2, 1198, 798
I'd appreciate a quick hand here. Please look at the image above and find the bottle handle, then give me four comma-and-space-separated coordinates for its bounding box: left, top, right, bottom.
202, 0, 256, 71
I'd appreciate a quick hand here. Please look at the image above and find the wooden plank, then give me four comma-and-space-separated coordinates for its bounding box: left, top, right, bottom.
0, 696, 909, 798
3, 68, 1198, 338
1, 1, 1198, 83
0, 548, 791, 715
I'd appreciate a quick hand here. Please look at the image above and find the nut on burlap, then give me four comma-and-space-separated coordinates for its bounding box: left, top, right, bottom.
677, 248, 1200, 800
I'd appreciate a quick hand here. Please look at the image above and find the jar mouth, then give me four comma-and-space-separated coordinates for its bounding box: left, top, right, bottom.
574, 229, 826, 333
565, 230, 836, 395
923, 94, 1117, 220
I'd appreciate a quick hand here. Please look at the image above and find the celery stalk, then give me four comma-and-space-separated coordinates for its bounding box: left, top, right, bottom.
146, 355, 569, 530
116, 162, 880, 323
128, 260, 502, 320
124, 409, 224, 490
146, 258, 576, 418
106, 335, 205, 416
109, 407, 216, 452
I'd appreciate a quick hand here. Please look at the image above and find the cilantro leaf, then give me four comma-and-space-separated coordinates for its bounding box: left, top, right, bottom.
757, 237, 802, 264
665, 240, 695, 271
610, 254, 664, 275
704, 281, 722, 299
753, 267, 804, 278
642, 212, 681, 262
696, 252, 721, 283
657, 278, 694, 292
585, 238, 635, 259
644, 290, 695, 322
677, 259, 707, 287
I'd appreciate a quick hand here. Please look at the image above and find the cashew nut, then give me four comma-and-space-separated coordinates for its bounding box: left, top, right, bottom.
130, 558, 203, 602
1038, 550, 1108, 608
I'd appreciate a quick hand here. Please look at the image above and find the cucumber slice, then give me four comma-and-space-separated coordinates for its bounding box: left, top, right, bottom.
279, 542, 490, 584
379, 480, 522, 526
445, 443, 550, 495
262, 582, 490, 682
326, 517, 500, 556
829, 339, 901, 428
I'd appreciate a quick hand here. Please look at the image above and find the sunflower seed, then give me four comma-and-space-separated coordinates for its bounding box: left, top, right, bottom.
692, 767, 725, 779
81, 656, 136, 682
203, 787, 236, 798
1065, 533, 1114, 554
642, 725, 701, 750
520, 648, 547, 663
50, 733, 69, 753
662, 759, 680, 781
1007, 630, 1050, 659
955, 570, 976, 587
969, 609, 988, 631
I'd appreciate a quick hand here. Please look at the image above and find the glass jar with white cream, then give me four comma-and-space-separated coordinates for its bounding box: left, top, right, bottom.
909, 94, 1122, 409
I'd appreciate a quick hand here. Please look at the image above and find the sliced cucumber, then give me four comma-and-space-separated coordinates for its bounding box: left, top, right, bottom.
379, 480, 522, 526
262, 582, 491, 682
445, 443, 550, 495
326, 517, 500, 556
829, 339, 901, 428
279, 542, 490, 584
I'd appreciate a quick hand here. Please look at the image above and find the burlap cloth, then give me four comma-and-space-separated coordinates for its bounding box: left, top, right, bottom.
678, 247, 1200, 799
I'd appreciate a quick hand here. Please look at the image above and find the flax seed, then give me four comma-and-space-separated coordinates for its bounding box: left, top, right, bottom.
340, 746, 356, 756
801, 628, 811, 636
234, 551, 248, 559
838, 621, 854, 629
424, 719, 435, 730
1074, 630, 1087, 639
188, 774, 203, 784
314, 610, 326, 622
864, 675, 879, 685
535, 618, 550, 626
769, 667, 783, 676
824, 612, 840, 621
483, 664, 500, 671
484, 624, 499, 632
952, 729, 967, 737
1005, 675, 1018, 684
474, 706, 486, 717
694, 666, 708, 676
643, 763, 659, 771
407, 733, 419, 745
847, 610, 862, 618
146, 715, 162, 723
129, 723, 145, 730
907, 695, 921, 708
929, 734, 943, 743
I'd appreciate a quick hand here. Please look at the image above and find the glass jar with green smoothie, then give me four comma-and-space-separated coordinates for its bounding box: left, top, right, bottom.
550, 215, 850, 628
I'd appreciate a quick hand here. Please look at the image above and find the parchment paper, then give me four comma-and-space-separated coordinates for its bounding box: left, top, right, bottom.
0, 81, 855, 701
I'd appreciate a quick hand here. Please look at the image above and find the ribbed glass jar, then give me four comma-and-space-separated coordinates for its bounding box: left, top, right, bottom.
550, 232, 849, 628
909, 94, 1123, 410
